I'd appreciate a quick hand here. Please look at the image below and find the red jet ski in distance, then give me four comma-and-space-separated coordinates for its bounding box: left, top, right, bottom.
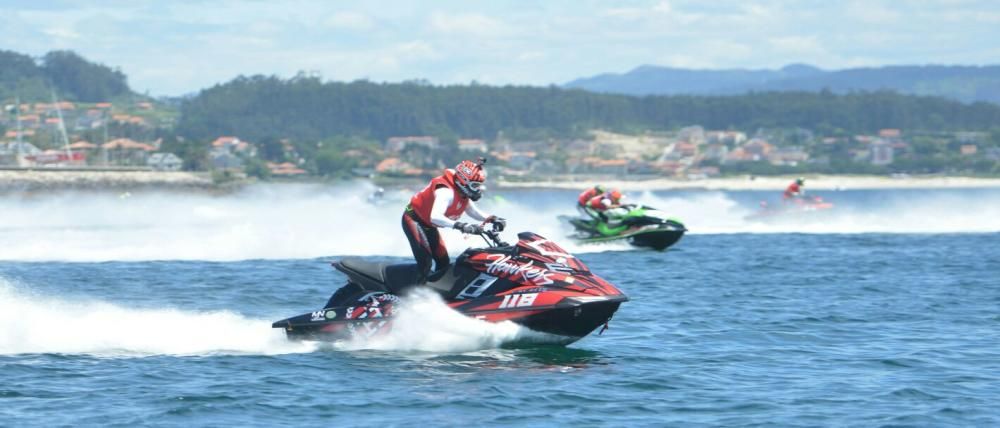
746, 195, 835, 221
272, 225, 628, 345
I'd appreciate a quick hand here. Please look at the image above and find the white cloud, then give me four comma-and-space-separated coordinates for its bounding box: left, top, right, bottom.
324, 11, 375, 30
846, 1, 901, 24
428, 11, 509, 37
652, 1, 673, 14
768, 36, 825, 56
42, 27, 81, 40
517, 51, 546, 62
392, 40, 438, 61
602, 7, 647, 21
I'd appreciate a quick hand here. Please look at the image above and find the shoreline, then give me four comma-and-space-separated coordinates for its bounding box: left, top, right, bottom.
4, 170, 1000, 193
0, 169, 226, 193
495, 174, 1000, 191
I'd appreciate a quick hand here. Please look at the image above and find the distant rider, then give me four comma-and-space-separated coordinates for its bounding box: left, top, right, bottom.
368, 187, 385, 204
576, 184, 605, 217
783, 177, 805, 203
578, 186, 626, 226
404, 159, 506, 283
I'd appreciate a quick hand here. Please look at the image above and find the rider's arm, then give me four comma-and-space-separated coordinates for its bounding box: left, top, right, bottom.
429, 187, 457, 228
464, 200, 490, 222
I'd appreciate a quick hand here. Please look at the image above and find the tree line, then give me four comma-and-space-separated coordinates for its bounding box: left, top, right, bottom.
0, 50, 132, 102
176, 74, 1000, 143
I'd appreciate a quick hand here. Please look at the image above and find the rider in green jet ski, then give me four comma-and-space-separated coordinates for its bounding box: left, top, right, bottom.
577, 186, 629, 236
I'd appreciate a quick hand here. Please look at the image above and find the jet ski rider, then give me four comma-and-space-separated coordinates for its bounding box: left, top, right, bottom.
577, 185, 626, 226
404, 158, 506, 284
576, 184, 605, 217
783, 177, 805, 203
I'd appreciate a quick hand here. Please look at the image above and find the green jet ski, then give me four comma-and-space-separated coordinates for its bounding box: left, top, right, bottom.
559, 204, 687, 251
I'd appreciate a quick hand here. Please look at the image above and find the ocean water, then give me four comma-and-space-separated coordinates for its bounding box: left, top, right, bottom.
2, 185, 999, 426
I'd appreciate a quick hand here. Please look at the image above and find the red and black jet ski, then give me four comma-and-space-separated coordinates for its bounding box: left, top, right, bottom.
272, 226, 628, 345
745, 195, 835, 221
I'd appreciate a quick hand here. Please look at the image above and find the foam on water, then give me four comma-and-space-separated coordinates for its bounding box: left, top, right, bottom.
0, 184, 998, 262
331, 288, 547, 353
0, 279, 315, 357
0, 182, 625, 262
0, 279, 549, 356
635, 190, 1000, 234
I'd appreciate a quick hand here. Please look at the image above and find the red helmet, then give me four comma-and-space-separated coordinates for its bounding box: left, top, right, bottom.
454, 159, 487, 201
608, 189, 622, 203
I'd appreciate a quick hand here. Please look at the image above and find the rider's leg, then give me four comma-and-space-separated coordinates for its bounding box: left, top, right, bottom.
425, 227, 451, 282
402, 213, 435, 284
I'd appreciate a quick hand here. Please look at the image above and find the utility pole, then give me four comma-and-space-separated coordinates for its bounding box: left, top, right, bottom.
103, 108, 109, 166
15, 96, 24, 167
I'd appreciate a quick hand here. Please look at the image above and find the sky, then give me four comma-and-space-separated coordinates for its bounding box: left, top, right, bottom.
3, 0, 1000, 97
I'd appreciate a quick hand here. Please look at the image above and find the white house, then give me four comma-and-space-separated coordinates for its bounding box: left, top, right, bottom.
147, 153, 183, 171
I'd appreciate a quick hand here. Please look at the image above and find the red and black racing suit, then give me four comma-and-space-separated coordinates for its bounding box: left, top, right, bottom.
403, 169, 490, 283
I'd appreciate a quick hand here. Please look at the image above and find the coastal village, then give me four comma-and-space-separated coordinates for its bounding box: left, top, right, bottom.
2, 100, 999, 183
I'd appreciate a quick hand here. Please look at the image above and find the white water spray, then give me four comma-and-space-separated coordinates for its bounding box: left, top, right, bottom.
0, 279, 550, 356
0, 184, 998, 262
332, 288, 546, 353
0, 182, 625, 262
634, 190, 1000, 234
0, 280, 315, 357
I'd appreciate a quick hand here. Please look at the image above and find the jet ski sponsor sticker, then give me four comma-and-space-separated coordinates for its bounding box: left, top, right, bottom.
311, 309, 339, 321
485, 254, 554, 286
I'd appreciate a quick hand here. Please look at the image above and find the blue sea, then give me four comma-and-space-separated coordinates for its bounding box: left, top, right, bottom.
2, 185, 999, 426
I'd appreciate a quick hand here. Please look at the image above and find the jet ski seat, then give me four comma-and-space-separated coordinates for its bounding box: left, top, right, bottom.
337, 258, 388, 284
335, 258, 455, 296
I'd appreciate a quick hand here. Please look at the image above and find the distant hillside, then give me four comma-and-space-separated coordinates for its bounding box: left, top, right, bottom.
0, 49, 133, 102
565, 64, 1000, 104
176, 75, 1000, 143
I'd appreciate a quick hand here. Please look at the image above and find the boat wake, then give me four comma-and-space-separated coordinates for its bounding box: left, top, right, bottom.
0, 279, 314, 357
0, 280, 551, 357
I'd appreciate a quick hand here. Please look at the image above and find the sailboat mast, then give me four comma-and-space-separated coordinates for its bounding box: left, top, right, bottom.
51, 90, 72, 160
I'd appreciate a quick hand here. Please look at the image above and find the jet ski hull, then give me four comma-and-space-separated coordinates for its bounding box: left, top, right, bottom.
626, 229, 685, 251
561, 205, 686, 251
513, 298, 624, 341
272, 295, 626, 344
568, 224, 686, 251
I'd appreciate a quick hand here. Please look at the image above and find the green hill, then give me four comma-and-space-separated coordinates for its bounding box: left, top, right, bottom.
0, 49, 132, 102
566, 64, 1000, 105
176, 75, 1000, 142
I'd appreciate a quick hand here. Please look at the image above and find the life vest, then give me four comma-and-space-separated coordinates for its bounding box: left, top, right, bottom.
408, 169, 470, 226
586, 194, 611, 210
783, 182, 801, 198
577, 187, 602, 206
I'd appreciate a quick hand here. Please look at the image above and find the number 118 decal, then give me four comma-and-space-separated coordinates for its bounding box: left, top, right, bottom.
498, 293, 538, 309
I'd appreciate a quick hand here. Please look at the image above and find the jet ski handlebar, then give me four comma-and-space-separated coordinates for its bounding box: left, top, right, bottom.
479, 223, 508, 247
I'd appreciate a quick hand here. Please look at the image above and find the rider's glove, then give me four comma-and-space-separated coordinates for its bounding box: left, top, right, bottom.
453, 222, 483, 235
486, 215, 507, 232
